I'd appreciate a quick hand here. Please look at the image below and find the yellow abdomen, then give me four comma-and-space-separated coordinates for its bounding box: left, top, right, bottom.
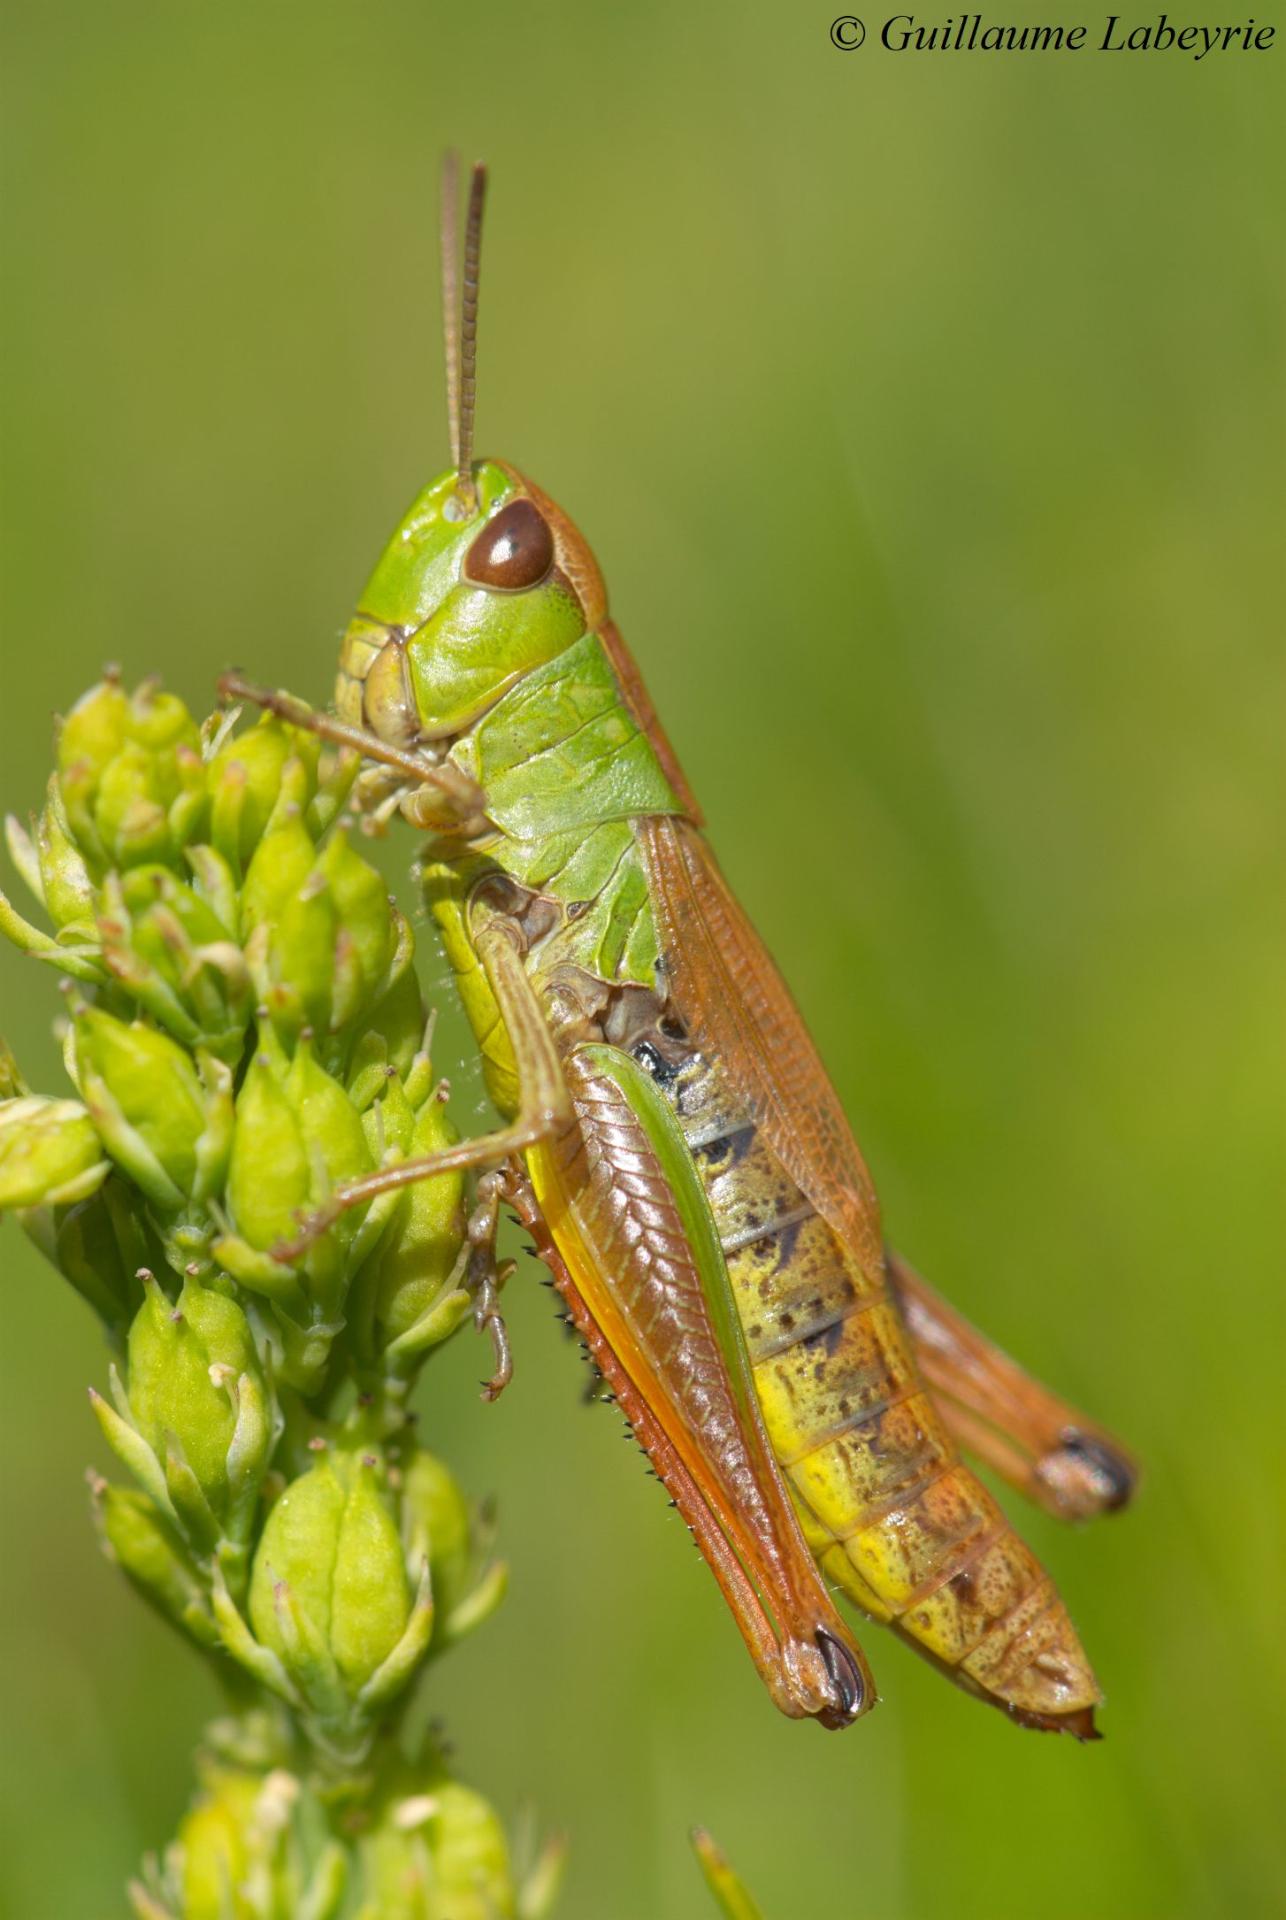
671, 1052, 1100, 1725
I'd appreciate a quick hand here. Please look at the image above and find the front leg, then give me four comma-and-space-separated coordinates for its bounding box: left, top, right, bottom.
217, 672, 490, 835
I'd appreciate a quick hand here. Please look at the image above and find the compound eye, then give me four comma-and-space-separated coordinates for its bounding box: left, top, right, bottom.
463, 498, 555, 591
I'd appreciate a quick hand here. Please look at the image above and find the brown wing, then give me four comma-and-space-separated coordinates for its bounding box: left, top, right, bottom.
525, 1043, 872, 1727
638, 814, 884, 1280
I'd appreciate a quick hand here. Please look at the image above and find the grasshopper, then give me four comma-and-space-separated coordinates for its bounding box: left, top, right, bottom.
224, 157, 1134, 1736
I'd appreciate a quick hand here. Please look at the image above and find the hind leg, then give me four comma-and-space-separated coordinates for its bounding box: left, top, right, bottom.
886, 1247, 1137, 1521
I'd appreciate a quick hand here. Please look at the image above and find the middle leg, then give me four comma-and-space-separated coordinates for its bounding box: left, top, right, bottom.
270, 919, 572, 1265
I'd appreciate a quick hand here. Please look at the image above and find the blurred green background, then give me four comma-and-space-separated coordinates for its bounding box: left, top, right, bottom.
1, 5, 1281, 1916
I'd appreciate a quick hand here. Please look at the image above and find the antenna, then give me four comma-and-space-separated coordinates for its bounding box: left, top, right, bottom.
440, 151, 487, 514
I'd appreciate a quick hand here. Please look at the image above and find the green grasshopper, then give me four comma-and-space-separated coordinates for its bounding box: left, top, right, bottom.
225, 157, 1134, 1736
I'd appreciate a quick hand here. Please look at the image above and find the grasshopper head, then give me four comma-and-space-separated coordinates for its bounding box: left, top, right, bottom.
334, 459, 606, 748
335, 160, 605, 757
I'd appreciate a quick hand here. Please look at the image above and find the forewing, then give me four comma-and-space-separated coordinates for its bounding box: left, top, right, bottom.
526, 1038, 872, 1726
639, 815, 884, 1279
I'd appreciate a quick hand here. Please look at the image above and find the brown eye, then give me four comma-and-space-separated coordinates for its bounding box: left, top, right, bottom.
463, 497, 556, 591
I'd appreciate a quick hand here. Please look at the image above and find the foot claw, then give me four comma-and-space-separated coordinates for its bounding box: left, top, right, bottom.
474, 1303, 513, 1401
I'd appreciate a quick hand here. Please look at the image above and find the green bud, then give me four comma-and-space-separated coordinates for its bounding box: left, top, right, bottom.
208, 719, 318, 872
355, 1768, 515, 1920
427, 1782, 516, 1920
59, 679, 203, 876
250, 1449, 408, 1691
242, 821, 403, 1060
0, 1094, 108, 1209
352, 959, 429, 1087
244, 1446, 432, 1747
172, 1763, 348, 1920
349, 1089, 468, 1374
238, 811, 317, 941
35, 780, 97, 934
223, 1032, 372, 1320
174, 1765, 259, 1920
316, 831, 398, 1017
98, 864, 251, 1062
0, 807, 103, 981
95, 738, 204, 871
95, 1481, 219, 1651
400, 1450, 467, 1615
72, 1004, 232, 1213
63, 675, 133, 756
125, 1273, 271, 1547
400, 1449, 507, 1651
